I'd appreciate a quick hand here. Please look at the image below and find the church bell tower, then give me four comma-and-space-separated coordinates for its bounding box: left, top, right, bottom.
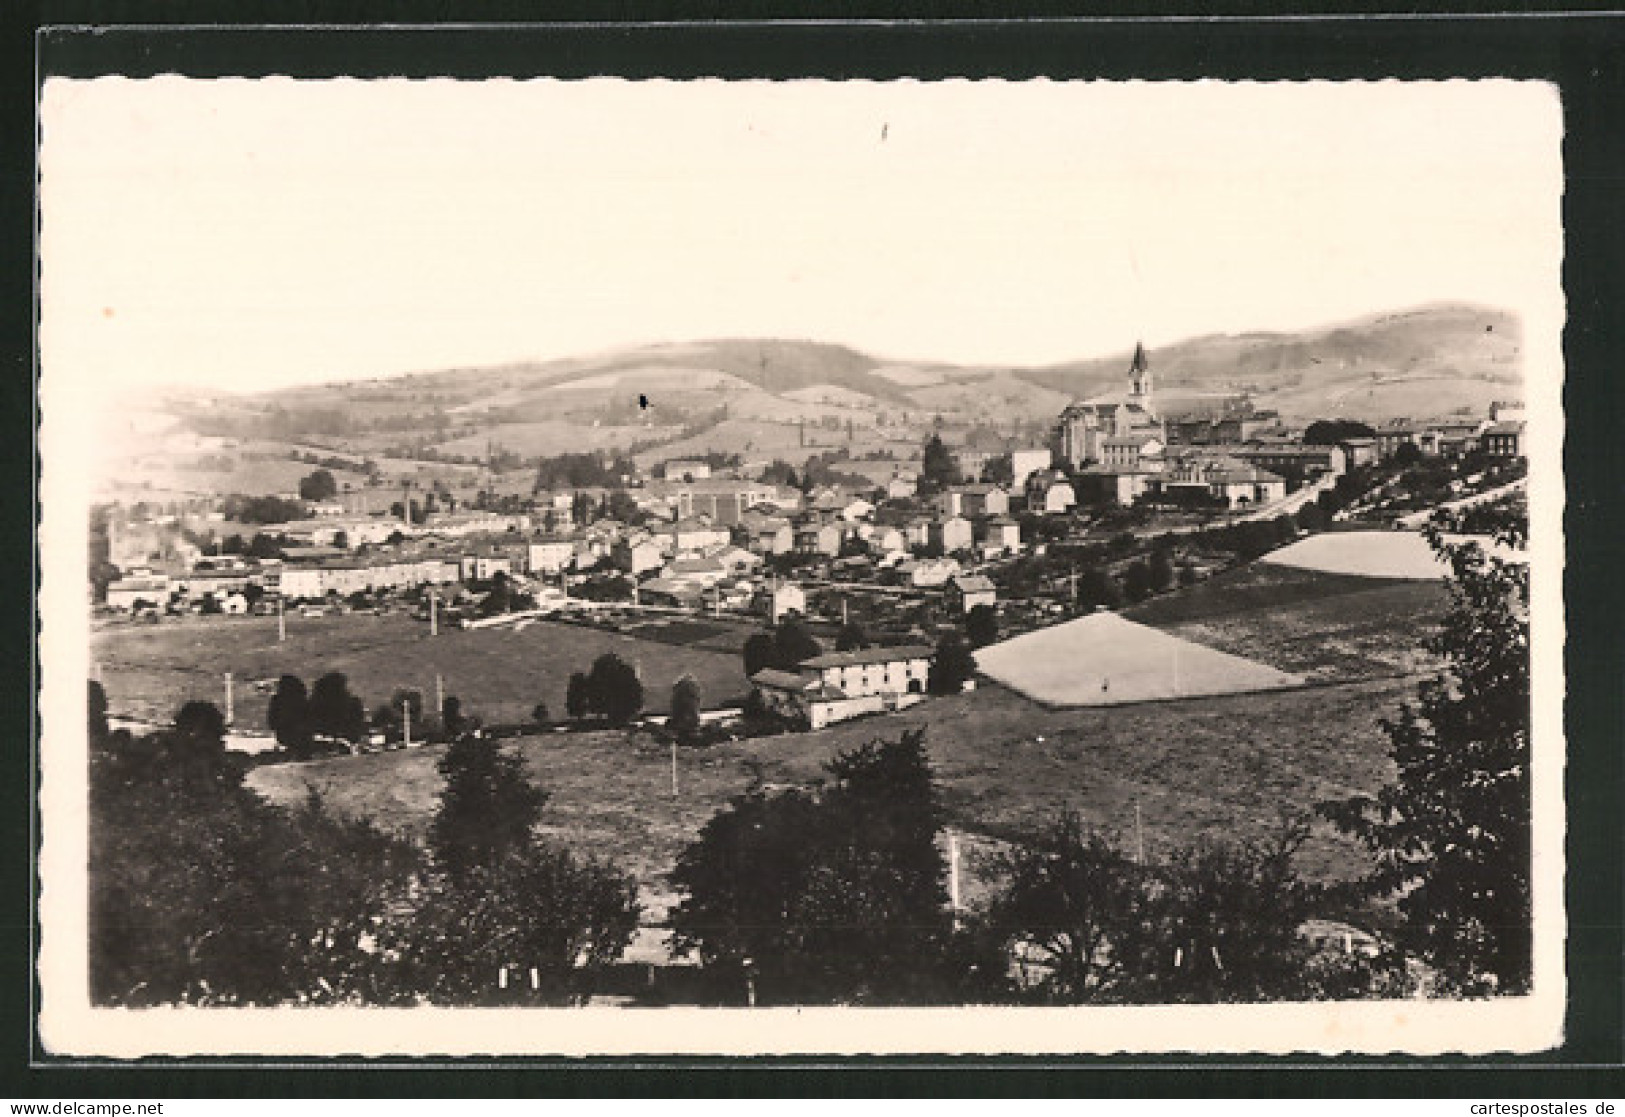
1129, 341, 1152, 404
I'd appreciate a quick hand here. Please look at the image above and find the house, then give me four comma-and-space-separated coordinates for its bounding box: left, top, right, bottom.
639, 576, 704, 609
929, 515, 974, 554
1160, 456, 1287, 508
745, 518, 795, 556
761, 582, 807, 622
612, 535, 666, 576
527, 536, 577, 575
1433, 419, 1488, 458
900, 557, 961, 589
663, 518, 732, 556
1098, 435, 1164, 472
798, 645, 936, 700
941, 483, 1010, 519
1375, 420, 1441, 459
840, 497, 875, 522
870, 525, 908, 555
1076, 465, 1158, 507
1008, 448, 1053, 492
220, 592, 250, 615
1231, 443, 1347, 481
663, 459, 712, 482
104, 574, 172, 612
460, 550, 517, 582
946, 574, 997, 615
979, 515, 1022, 557
885, 473, 919, 500
748, 669, 853, 730
1338, 437, 1380, 467
664, 554, 729, 587
1482, 420, 1526, 458
794, 521, 844, 557
1026, 469, 1077, 515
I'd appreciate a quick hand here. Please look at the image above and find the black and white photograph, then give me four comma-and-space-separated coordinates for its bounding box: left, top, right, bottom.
36, 74, 1565, 1056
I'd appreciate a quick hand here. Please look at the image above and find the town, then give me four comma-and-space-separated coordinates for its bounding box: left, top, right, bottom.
93, 344, 1528, 744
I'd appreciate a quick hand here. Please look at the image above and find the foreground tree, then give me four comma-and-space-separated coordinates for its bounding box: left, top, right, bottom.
982, 812, 1144, 1002
89, 702, 416, 1005
669, 675, 703, 744
1320, 516, 1532, 994
670, 729, 960, 1004
429, 735, 548, 883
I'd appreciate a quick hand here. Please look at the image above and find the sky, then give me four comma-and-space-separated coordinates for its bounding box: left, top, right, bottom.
38, 77, 1563, 395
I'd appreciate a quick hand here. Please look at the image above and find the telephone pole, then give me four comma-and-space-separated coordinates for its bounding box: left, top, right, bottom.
277, 596, 286, 642
223, 671, 235, 726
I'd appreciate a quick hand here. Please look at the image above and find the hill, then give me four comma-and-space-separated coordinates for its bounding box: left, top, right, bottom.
104, 303, 1524, 501
1018, 303, 1522, 421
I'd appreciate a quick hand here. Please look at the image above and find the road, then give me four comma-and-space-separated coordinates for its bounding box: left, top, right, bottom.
1397, 476, 1527, 528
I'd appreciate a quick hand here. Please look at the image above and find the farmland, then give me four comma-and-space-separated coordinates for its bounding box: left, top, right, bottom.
248, 672, 1413, 901
93, 612, 751, 730
1124, 560, 1449, 681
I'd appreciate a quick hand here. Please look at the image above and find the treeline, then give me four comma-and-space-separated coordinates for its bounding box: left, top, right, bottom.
668, 730, 1385, 1005
532, 451, 636, 493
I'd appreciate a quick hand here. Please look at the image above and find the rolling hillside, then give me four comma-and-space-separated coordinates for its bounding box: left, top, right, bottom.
106, 303, 1525, 500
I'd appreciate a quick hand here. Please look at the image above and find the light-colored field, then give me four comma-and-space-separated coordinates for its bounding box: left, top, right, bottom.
974, 612, 1303, 707
1262, 530, 1448, 580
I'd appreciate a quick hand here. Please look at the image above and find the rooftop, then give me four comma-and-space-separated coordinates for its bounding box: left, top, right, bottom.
801, 645, 936, 669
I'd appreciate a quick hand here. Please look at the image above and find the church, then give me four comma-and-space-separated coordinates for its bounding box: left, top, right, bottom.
1051, 342, 1167, 470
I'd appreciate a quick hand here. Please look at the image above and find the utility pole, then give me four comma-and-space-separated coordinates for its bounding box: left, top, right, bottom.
947, 830, 962, 920
670, 739, 679, 799
1134, 802, 1146, 865
430, 592, 438, 637
435, 673, 445, 718
277, 596, 286, 642
223, 671, 235, 726
403, 699, 412, 748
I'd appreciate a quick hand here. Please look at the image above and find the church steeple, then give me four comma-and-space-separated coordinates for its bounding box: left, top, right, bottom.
1129, 341, 1151, 403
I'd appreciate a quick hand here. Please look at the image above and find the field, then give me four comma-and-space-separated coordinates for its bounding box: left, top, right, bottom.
248, 674, 1413, 908
1261, 530, 1450, 580
1125, 560, 1448, 680
93, 612, 751, 730
975, 612, 1303, 707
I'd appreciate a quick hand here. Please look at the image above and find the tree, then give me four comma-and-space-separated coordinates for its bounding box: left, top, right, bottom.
266, 675, 314, 759
1122, 560, 1153, 604
1148, 548, 1175, 594
1303, 419, 1376, 446
442, 695, 466, 738
89, 679, 109, 744
743, 633, 778, 678
1320, 519, 1531, 995
919, 434, 960, 496
565, 671, 591, 720
773, 617, 823, 667
669, 729, 958, 1004
983, 812, 1144, 1002
1077, 567, 1121, 611
964, 603, 999, 649
1393, 441, 1424, 467
928, 632, 977, 695
531, 701, 551, 726
309, 672, 366, 744
835, 621, 871, 652
669, 675, 702, 744
429, 735, 548, 883
298, 469, 338, 502
382, 845, 640, 1005
89, 701, 418, 1006
586, 653, 644, 726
